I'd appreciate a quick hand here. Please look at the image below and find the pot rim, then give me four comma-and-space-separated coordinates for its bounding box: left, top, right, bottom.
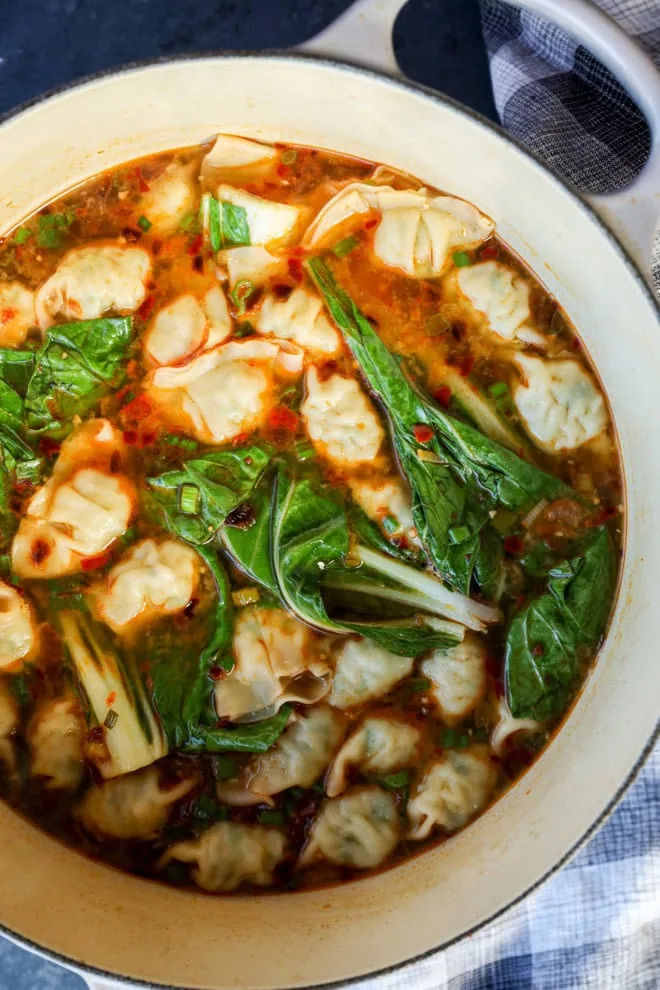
0, 49, 658, 990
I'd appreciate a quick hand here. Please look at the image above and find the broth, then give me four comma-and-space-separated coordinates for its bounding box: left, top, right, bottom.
0, 137, 622, 893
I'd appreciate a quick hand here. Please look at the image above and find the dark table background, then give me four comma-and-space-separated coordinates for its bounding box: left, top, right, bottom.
0, 1, 494, 986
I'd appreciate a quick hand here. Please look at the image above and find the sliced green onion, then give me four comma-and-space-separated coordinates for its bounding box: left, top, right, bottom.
381, 514, 400, 535
37, 227, 61, 249
13, 228, 32, 245
137, 215, 152, 232
230, 279, 255, 316
407, 677, 431, 694
258, 809, 285, 826
234, 321, 255, 339
164, 434, 198, 451
487, 381, 509, 399
208, 196, 222, 252
449, 525, 471, 544
332, 234, 360, 258
491, 508, 518, 534
453, 251, 472, 267
379, 769, 411, 791
104, 708, 119, 729
193, 795, 230, 821
232, 587, 260, 607
281, 149, 298, 165
178, 483, 200, 515
214, 755, 239, 780
440, 727, 470, 748
179, 212, 200, 233
218, 654, 236, 674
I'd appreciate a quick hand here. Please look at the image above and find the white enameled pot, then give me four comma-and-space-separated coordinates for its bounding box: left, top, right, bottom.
0, 1, 658, 988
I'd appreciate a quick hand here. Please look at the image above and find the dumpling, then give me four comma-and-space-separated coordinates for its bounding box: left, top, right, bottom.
215, 606, 332, 721
159, 822, 287, 892
27, 695, 86, 790
0, 678, 18, 772
92, 539, 199, 634
219, 706, 346, 804
302, 368, 384, 467
407, 745, 498, 839
219, 246, 286, 290
12, 420, 135, 580
326, 713, 422, 797
148, 338, 298, 445
454, 261, 531, 340
138, 161, 197, 235
0, 582, 39, 672
348, 475, 416, 542
329, 639, 414, 709
256, 287, 341, 357
419, 634, 487, 724
304, 182, 493, 277
299, 786, 399, 869
513, 354, 608, 452
216, 185, 301, 248
144, 286, 231, 366
35, 243, 151, 329
490, 696, 543, 756
76, 766, 196, 839
202, 135, 277, 178
0, 281, 37, 347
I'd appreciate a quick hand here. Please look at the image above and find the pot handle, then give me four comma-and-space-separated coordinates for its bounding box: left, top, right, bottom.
298, 0, 660, 287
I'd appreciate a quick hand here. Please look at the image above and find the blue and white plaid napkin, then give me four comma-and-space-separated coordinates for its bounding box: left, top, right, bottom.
363, 3, 660, 987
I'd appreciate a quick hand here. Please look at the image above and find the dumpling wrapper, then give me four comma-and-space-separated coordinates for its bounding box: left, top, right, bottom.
326, 713, 422, 797
257, 287, 341, 357
302, 367, 384, 467
0, 281, 37, 347
217, 185, 302, 248
300, 786, 400, 870
76, 766, 196, 840
201, 135, 277, 179
420, 633, 487, 725
407, 745, 498, 839
329, 639, 414, 709
455, 260, 532, 340
219, 246, 287, 289
145, 286, 231, 366
138, 161, 197, 235
27, 695, 86, 790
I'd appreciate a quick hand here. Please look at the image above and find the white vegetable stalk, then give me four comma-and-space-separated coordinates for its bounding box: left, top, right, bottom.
490, 697, 543, 756
60, 611, 168, 778
356, 546, 501, 632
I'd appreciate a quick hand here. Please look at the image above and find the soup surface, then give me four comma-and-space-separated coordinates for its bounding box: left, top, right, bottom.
0, 137, 622, 893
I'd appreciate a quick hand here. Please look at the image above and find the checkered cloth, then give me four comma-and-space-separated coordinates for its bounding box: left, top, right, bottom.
364, 3, 660, 988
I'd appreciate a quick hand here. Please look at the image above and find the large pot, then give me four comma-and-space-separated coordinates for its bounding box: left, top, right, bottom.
0, 1, 658, 988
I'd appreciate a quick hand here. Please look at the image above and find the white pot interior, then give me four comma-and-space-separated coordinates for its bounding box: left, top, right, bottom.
0, 56, 658, 990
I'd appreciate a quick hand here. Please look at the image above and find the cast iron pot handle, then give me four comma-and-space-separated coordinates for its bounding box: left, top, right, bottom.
298, 0, 660, 288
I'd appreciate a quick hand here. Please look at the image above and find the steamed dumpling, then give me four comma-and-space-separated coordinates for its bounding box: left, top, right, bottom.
216, 185, 301, 248
455, 261, 531, 340
257, 287, 341, 357
35, 243, 151, 328
348, 474, 415, 541
220, 246, 286, 289
0, 678, 18, 772
202, 135, 277, 177
300, 786, 400, 869
329, 639, 414, 709
138, 161, 197, 235
302, 368, 384, 467
144, 286, 231, 366
420, 634, 487, 724
148, 338, 299, 445
159, 822, 287, 892
0, 281, 37, 347
27, 695, 86, 790
76, 766, 196, 839
304, 182, 493, 277
0, 582, 39, 672
92, 538, 199, 634
407, 745, 498, 839
219, 706, 346, 803
326, 713, 422, 797
11, 420, 135, 580
215, 607, 331, 721
514, 354, 608, 452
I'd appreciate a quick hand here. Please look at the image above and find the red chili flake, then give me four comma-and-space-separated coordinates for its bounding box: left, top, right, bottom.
413, 424, 434, 444
209, 666, 227, 681
268, 406, 299, 432
14, 479, 34, 495
276, 164, 289, 178
273, 283, 293, 299
503, 535, 524, 555
289, 245, 305, 259
589, 505, 618, 527
231, 432, 250, 447
122, 430, 138, 445
121, 394, 152, 421
133, 166, 150, 192
364, 217, 379, 229
38, 437, 61, 457
532, 643, 545, 657
481, 243, 499, 260
138, 294, 156, 319
151, 238, 162, 256
139, 430, 157, 448
0, 308, 15, 323
82, 552, 112, 572
105, 692, 116, 707
572, 337, 581, 350
287, 257, 304, 283
434, 385, 452, 409
460, 352, 475, 377
188, 234, 203, 256
114, 384, 133, 405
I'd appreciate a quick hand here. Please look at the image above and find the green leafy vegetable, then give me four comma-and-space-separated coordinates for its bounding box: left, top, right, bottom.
332, 234, 360, 258
13, 228, 32, 245
505, 527, 615, 720
147, 445, 271, 545
24, 317, 132, 437
0, 350, 36, 396
200, 194, 251, 251
453, 251, 472, 267
0, 424, 43, 547
137, 215, 152, 232
220, 474, 278, 594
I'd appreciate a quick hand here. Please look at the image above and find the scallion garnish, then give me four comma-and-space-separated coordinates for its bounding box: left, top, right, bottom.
379, 769, 411, 791
487, 381, 509, 399
281, 149, 297, 165
137, 215, 152, 232
382, 515, 400, 535
258, 809, 285, 826
230, 279, 255, 316
234, 321, 255, 339
453, 251, 472, 267
214, 755, 238, 780
178, 483, 200, 515
13, 228, 32, 245
332, 234, 360, 258
104, 709, 119, 729
164, 434, 198, 451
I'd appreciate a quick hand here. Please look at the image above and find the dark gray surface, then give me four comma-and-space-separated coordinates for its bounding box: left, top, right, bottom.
0, 1, 494, 987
